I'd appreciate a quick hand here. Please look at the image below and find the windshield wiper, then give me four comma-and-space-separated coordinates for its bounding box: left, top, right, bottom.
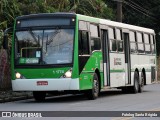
46, 28, 61, 45
28, 30, 39, 45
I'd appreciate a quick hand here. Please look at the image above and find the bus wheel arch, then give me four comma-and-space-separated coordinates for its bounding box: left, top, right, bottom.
142, 68, 146, 85
86, 69, 100, 100
95, 68, 101, 91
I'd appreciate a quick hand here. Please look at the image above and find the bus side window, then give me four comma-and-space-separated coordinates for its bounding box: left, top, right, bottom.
116, 28, 123, 52
79, 31, 90, 55
91, 38, 101, 51
109, 27, 116, 51
137, 32, 144, 53
150, 34, 155, 54
144, 33, 151, 54
130, 31, 137, 53
90, 24, 101, 51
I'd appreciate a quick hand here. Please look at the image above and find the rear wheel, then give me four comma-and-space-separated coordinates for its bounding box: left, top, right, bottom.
132, 71, 139, 93
33, 91, 46, 102
139, 73, 144, 93
87, 73, 99, 100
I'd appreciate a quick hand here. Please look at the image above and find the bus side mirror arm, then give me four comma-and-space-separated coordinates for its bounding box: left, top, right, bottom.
3, 27, 13, 49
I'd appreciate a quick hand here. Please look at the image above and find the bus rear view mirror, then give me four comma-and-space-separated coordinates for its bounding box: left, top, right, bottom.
3, 35, 8, 49
3, 27, 13, 49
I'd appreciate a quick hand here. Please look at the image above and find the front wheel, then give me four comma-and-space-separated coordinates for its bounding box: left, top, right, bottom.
33, 91, 46, 102
86, 73, 100, 100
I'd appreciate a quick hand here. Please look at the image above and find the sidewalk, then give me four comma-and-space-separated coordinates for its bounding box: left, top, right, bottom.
0, 91, 33, 103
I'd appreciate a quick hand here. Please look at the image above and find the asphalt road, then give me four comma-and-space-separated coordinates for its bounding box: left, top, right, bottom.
0, 83, 160, 120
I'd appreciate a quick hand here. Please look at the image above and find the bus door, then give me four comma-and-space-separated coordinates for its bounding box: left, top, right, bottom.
100, 25, 110, 86
123, 29, 131, 85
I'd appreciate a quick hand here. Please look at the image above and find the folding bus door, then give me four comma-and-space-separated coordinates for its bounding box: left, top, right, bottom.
100, 25, 110, 86
123, 29, 131, 85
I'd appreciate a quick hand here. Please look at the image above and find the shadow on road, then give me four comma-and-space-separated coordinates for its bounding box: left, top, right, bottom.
22, 85, 154, 103
25, 90, 128, 103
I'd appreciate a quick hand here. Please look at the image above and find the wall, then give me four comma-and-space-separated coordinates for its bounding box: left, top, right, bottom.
0, 49, 11, 90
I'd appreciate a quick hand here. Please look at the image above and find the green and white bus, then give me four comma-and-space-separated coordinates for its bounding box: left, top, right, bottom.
5, 12, 156, 101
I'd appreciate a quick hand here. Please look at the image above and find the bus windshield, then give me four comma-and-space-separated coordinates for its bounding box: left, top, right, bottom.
15, 28, 74, 66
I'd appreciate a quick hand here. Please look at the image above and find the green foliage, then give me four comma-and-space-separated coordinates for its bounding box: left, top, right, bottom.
69, 0, 115, 19
0, 0, 21, 28
0, 0, 115, 49
0, 0, 114, 29
121, 0, 160, 55
104, 0, 160, 56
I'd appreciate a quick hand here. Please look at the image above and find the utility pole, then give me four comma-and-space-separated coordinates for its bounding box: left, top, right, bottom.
114, 0, 123, 22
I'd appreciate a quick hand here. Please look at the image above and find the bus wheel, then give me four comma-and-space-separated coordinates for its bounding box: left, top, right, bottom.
139, 73, 144, 93
33, 91, 46, 102
132, 71, 139, 93
87, 73, 99, 100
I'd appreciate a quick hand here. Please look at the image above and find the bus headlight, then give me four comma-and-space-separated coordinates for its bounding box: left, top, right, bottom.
16, 72, 21, 79
61, 69, 72, 78
16, 72, 25, 79
65, 71, 72, 78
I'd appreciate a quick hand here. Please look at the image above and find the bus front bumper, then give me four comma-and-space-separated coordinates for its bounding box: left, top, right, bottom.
12, 78, 79, 91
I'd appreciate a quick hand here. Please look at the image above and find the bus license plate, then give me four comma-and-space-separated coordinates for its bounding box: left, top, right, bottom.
37, 81, 48, 86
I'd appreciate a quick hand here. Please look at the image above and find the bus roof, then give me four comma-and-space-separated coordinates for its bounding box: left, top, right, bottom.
77, 14, 155, 34
15, 13, 155, 34
16, 13, 76, 20
100, 19, 155, 34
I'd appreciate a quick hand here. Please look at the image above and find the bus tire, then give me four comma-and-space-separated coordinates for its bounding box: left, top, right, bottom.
139, 73, 144, 93
132, 71, 139, 93
87, 73, 99, 100
33, 91, 46, 102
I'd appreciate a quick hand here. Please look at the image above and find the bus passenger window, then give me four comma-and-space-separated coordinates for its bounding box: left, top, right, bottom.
144, 34, 151, 54
79, 31, 89, 55
109, 27, 116, 51
111, 40, 117, 51
137, 32, 144, 53
90, 24, 99, 38
109, 27, 115, 39
90, 24, 101, 51
116, 28, 123, 52
117, 40, 123, 52
151, 34, 155, 54
130, 31, 137, 53
91, 38, 101, 51
116, 28, 122, 40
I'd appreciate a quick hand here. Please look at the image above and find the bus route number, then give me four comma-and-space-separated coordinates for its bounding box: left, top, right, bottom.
53, 70, 64, 74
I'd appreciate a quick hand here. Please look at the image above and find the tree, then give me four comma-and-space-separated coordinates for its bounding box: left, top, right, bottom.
68, 0, 115, 19
0, 0, 115, 49
0, 0, 21, 48
122, 0, 160, 55
105, 0, 160, 56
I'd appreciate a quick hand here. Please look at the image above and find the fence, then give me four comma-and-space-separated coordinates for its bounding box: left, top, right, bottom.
0, 49, 11, 90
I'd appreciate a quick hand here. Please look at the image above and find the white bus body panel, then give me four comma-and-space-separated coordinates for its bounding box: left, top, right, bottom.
131, 54, 155, 85
109, 53, 125, 87
99, 18, 155, 87
12, 78, 79, 91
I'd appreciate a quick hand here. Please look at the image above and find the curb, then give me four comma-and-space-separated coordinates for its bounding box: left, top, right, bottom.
0, 91, 33, 103
152, 81, 160, 84
0, 96, 33, 103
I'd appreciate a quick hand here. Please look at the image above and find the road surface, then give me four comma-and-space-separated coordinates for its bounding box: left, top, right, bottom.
0, 83, 160, 120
